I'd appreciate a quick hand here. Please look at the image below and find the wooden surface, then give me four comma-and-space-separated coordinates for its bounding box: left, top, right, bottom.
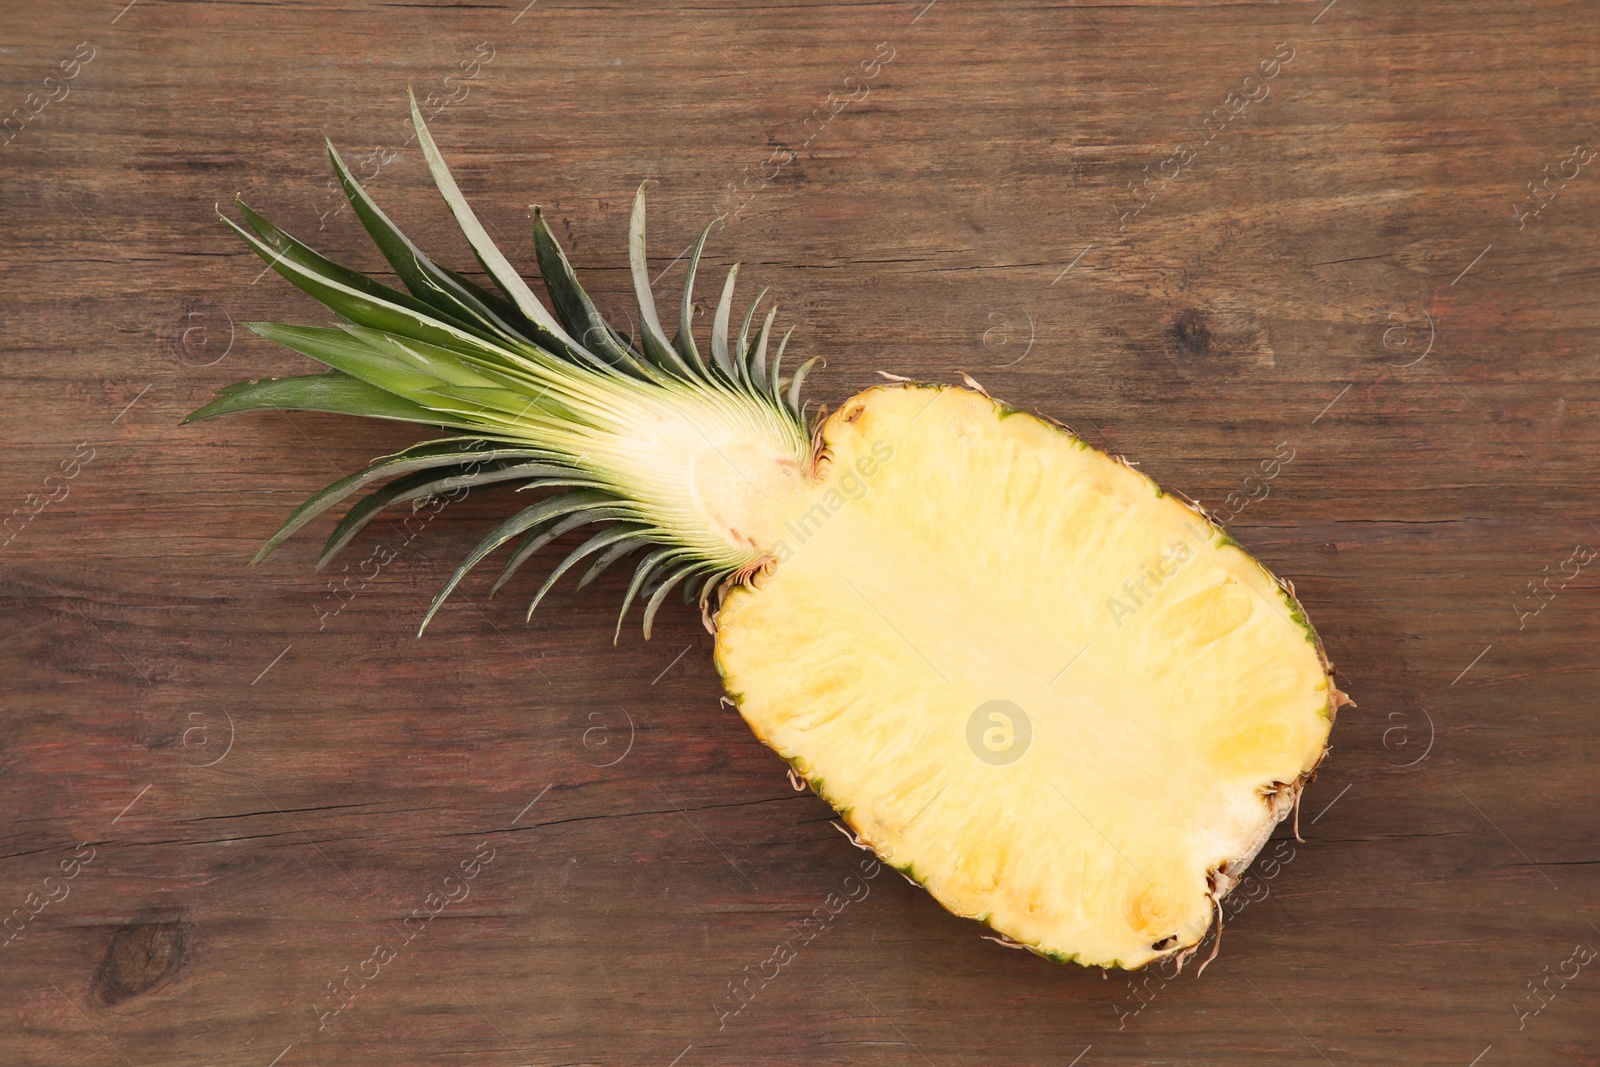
3, 1, 1599, 1064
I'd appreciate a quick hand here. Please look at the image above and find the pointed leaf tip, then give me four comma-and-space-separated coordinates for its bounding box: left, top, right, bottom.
627, 181, 696, 378
408, 90, 585, 355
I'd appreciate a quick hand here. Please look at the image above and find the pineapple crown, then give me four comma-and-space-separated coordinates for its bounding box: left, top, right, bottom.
186, 92, 819, 638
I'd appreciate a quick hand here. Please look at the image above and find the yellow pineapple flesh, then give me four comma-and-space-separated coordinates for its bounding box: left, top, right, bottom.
716, 384, 1336, 969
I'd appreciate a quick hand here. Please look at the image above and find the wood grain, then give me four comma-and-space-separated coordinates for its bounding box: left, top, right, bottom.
3, 1, 1598, 1064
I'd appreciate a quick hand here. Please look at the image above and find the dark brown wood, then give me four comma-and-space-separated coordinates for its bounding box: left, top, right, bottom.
3, 1, 1598, 1064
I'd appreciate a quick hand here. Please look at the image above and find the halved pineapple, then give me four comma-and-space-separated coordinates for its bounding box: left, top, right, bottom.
190, 96, 1341, 972
716, 385, 1335, 968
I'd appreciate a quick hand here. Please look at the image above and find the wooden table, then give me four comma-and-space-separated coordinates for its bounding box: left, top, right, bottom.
4, 1, 1597, 1064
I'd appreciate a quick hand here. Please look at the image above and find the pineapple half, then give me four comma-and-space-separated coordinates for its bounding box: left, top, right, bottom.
188, 96, 1343, 971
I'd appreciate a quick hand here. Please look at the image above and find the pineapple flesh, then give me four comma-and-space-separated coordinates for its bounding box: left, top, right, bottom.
717, 385, 1335, 968
189, 96, 1341, 972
